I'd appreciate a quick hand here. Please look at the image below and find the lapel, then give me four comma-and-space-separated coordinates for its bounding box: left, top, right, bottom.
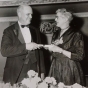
52, 27, 61, 42
13, 22, 25, 43
13, 22, 19, 36
60, 27, 76, 50
13, 23, 37, 43
52, 27, 74, 44
62, 27, 74, 43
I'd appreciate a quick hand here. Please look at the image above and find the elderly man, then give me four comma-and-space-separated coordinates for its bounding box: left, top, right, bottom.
1, 5, 45, 85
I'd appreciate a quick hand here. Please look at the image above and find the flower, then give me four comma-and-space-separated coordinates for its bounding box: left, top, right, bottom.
13, 84, 20, 88
44, 77, 57, 85
51, 77, 57, 85
21, 70, 41, 88
21, 78, 38, 88
57, 82, 65, 88
71, 83, 86, 88
27, 70, 37, 78
2, 70, 84, 88
38, 81, 48, 88
2, 83, 12, 88
44, 77, 52, 84
21, 78, 31, 87
31, 76, 41, 84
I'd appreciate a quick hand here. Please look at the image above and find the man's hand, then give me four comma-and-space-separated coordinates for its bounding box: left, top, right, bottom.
26, 42, 43, 51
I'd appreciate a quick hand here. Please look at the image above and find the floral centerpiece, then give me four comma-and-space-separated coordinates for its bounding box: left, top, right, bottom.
21, 70, 57, 88
0, 70, 87, 88
21, 70, 86, 88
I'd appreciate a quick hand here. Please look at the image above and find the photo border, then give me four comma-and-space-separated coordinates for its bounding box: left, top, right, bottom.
0, 0, 88, 7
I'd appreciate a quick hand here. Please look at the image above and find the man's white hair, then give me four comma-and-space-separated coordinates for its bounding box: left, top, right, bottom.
17, 5, 32, 15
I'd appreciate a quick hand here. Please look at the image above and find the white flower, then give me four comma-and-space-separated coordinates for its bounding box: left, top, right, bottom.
57, 82, 65, 88
0, 82, 4, 88
44, 77, 57, 85
12, 84, 16, 88
35, 72, 38, 77
50, 84, 58, 88
28, 81, 37, 88
44, 77, 52, 84
51, 77, 57, 85
21, 71, 41, 88
71, 83, 84, 88
38, 81, 48, 88
64, 85, 72, 88
21, 78, 37, 88
3, 83, 12, 88
32, 76, 41, 83
21, 78, 31, 87
27, 70, 37, 78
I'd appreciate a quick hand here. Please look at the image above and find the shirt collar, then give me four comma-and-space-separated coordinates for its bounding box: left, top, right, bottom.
18, 21, 22, 27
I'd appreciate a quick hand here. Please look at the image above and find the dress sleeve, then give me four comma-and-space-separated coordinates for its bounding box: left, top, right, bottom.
70, 33, 84, 61
1, 29, 27, 57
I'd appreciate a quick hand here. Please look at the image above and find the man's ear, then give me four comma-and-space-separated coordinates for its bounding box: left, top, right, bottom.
18, 11, 21, 18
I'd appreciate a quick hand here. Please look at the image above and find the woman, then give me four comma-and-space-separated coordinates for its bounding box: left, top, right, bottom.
44, 8, 84, 85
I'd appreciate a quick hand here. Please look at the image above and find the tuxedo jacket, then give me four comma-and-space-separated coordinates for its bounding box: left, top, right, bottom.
1, 22, 45, 85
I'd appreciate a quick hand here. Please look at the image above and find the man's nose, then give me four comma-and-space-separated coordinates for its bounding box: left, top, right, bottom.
29, 14, 32, 18
55, 18, 57, 21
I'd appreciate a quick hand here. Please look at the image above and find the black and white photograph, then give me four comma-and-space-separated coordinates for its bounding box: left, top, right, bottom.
0, 0, 88, 88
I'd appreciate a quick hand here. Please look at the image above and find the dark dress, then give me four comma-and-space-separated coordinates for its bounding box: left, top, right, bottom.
49, 27, 84, 85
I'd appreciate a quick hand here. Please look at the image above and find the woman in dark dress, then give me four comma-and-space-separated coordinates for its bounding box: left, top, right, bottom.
44, 8, 84, 85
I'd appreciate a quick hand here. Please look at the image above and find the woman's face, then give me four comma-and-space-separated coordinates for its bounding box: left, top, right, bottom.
55, 12, 67, 28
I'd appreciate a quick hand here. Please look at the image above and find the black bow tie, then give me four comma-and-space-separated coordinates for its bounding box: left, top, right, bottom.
21, 24, 29, 28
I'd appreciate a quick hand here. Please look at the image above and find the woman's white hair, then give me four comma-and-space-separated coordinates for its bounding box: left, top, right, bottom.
56, 8, 73, 22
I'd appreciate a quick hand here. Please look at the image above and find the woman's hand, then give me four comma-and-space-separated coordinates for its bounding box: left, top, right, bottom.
44, 44, 71, 58
44, 44, 63, 53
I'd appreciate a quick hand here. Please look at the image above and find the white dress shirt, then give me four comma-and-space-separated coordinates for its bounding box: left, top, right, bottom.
18, 22, 31, 43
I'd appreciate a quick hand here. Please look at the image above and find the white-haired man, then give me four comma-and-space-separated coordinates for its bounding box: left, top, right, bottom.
1, 5, 45, 85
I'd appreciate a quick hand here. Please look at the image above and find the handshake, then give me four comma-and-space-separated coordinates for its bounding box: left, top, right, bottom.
26, 42, 52, 51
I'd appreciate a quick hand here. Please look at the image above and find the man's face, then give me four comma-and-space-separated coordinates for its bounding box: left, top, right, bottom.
55, 12, 67, 27
19, 7, 33, 25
